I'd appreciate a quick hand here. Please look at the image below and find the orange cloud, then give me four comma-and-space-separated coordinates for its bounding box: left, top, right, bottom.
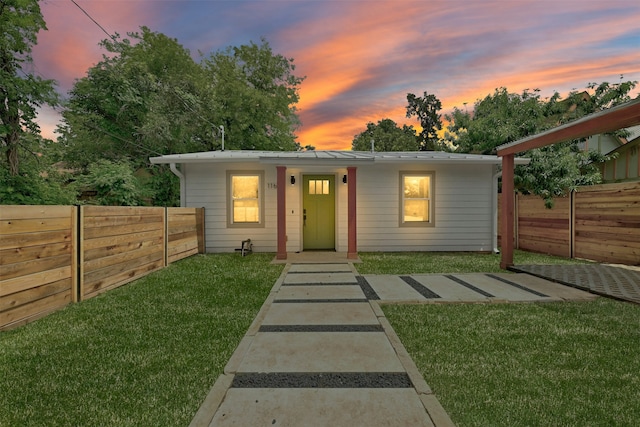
32, 0, 640, 151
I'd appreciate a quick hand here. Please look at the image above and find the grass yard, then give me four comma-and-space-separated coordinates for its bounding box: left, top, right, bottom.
384, 300, 640, 426
356, 249, 586, 274
0, 253, 283, 427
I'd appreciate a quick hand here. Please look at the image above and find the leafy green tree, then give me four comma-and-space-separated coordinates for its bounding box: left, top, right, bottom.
515, 142, 607, 207
445, 80, 637, 207
202, 38, 304, 151
351, 118, 419, 151
59, 27, 209, 168
0, 0, 58, 175
406, 91, 444, 150
58, 30, 305, 206
77, 160, 147, 206
446, 88, 544, 154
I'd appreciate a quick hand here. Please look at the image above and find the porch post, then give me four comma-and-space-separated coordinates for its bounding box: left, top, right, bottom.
500, 154, 514, 269
276, 166, 287, 260
347, 167, 358, 259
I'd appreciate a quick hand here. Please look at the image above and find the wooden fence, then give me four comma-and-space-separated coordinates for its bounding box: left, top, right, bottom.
1, 206, 204, 330
499, 182, 639, 265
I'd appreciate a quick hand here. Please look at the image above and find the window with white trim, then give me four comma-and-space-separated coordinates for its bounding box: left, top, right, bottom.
400, 172, 434, 226
228, 171, 264, 227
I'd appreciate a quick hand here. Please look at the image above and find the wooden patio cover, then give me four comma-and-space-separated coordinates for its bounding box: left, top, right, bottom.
496, 97, 640, 269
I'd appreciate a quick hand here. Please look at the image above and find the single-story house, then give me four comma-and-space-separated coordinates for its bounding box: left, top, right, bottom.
150, 150, 528, 259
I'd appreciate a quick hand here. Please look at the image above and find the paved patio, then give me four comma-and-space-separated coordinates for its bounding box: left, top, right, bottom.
511, 264, 640, 304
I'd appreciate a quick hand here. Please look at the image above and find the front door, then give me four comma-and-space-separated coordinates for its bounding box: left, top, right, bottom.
303, 175, 335, 250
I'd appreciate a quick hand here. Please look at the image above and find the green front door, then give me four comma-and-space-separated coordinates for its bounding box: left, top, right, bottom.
303, 175, 335, 250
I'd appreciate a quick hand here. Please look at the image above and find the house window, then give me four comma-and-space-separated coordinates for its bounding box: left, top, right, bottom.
400, 172, 434, 226
227, 171, 264, 227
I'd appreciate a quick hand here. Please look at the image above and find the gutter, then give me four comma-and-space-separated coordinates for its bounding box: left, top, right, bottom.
492, 168, 501, 254
169, 163, 186, 207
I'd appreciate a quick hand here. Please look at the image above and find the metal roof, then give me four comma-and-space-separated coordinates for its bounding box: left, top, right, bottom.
150, 150, 529, 165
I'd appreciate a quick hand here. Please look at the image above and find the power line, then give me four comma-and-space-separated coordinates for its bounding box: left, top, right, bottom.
69, 0, 116, 41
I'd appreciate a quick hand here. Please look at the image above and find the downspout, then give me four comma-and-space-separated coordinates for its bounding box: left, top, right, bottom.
492, 167, 501, 254
169, 163, 186, 207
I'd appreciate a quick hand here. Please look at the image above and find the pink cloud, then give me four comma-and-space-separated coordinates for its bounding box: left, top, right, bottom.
30, 0, 640, 150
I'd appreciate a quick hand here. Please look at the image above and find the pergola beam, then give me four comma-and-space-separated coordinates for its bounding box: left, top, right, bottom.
497, 98, 640, 157
497, 97, 640, 269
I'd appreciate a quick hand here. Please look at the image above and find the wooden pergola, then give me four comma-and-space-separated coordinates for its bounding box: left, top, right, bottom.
497, 97, 640, 269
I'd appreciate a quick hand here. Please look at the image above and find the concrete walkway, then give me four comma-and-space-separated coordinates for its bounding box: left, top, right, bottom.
190, 262, 597, 427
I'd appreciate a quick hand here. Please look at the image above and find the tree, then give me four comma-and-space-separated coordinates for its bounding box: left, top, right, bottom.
202, 38, 304, 151
445, 80, 637, 207
77, 160, 147, 206
59, 27, 209, 168
58, 31, 305, 205
351, 118, 419, 151
406, 91, 444, 150
0, 0, 58, 175
445, 88, 544, 154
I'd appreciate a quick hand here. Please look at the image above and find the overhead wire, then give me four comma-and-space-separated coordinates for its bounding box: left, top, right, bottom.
68, 0, 117, 41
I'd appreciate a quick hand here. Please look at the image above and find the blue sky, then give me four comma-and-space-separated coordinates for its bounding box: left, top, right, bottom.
34, 0, 640, 149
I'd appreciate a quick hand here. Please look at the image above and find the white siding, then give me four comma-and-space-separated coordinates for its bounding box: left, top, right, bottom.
182, 161, 495, 253
355, 163, 494, 252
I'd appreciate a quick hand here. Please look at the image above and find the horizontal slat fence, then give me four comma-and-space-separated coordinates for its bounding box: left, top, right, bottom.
574, 183, 640, 264
1, 206, 77, 330
167, 207, 205, 264
1, 205, 204, 330
499, 182, 639, 265
517, 194, 571, 258
81, 206, 166, 300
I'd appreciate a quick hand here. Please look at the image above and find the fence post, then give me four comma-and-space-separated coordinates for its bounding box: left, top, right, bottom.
71, 206, 78, 303
163, 207, 168, 267
77, 205, 84, 302
570, 189, 576, 259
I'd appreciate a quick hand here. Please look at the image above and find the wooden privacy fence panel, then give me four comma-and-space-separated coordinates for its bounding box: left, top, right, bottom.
81, 206, 166, 300
167, 207, 205, 264
1, 205, 204, 330
574, 182, 640, 264
517, 194, 571, 258
499, 182, 639, 265
1, 206, 77, 330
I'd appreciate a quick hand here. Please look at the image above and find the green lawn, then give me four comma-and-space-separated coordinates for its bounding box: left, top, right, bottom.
363, 250, 640, 426
2, 250, 635, 426
384, 300, 640, 427
0, 254, 283, 427
356, 249, 586, 274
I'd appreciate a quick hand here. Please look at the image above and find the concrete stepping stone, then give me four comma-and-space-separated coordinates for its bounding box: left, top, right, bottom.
450, 274, 544, 301
237, 332, 405, 373
283, 272, 357, 284
411, 275, 490, 301
288, 263, 353, 273
364, 275, 427, 301
210, 388, 434, 426
490, 273, 598, 301
275, 285, 365, 301
261, 302, 378, 325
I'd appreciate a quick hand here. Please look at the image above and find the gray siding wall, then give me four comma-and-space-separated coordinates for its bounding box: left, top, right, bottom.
356, 162, 495, 252
183, 161, 495, 253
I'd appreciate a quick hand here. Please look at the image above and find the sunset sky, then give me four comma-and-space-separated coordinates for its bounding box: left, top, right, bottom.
33, 0, 640, 150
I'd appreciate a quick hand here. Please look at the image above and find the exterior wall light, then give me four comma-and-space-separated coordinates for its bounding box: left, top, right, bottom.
290, 175, 296, 185
342, 174, 348, 184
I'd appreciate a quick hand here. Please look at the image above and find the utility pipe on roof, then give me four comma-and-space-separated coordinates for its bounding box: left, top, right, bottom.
169, 163, 186, 207
493, 168, 502, 254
